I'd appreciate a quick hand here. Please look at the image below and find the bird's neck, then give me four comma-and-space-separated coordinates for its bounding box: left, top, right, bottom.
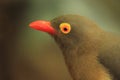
61, 45, 98, 80
63, 52, 80, 80
63, 47, 95, 80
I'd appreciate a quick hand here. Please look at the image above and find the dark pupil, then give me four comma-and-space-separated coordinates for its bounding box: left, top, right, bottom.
64, 27, 68, 31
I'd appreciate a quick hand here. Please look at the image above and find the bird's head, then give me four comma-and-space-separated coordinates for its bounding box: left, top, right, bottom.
29, 15, 102, 51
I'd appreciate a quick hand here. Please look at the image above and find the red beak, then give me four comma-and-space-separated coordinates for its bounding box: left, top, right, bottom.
29, 20, 56, 35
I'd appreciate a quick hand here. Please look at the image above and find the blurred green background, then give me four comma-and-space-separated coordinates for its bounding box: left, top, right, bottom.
0, 0, 120, 80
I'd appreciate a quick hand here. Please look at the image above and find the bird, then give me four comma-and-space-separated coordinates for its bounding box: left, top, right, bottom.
29, 14, 120, 80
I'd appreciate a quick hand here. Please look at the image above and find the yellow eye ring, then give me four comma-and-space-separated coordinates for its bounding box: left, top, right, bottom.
59, 23, 71, 34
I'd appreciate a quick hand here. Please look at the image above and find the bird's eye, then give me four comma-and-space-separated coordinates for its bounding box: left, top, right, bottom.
59, 23, 71, 34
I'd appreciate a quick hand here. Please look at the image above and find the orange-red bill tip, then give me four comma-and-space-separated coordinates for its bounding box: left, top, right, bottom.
29, 20, 56, 35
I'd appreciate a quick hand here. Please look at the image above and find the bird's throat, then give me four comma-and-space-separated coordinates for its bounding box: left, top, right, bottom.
62, 48, 106, 80
62, 48, 83, 80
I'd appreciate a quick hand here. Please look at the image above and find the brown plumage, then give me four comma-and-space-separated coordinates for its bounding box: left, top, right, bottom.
29, 14, 120, 80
